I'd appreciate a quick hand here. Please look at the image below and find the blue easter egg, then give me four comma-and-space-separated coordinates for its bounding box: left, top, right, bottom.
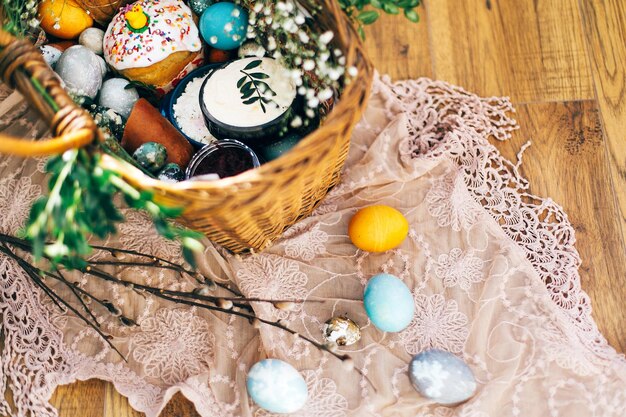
247, 359, 308, 413
363, 273, 414, 332
409, 349, 477, 405
199, 2, 248, 50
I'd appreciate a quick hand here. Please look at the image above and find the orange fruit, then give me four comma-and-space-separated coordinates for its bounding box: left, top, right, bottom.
39, 0, 93, 40
348, 205, 409, 252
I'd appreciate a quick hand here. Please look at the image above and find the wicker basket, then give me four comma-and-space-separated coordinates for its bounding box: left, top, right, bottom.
0, 0, 373, 253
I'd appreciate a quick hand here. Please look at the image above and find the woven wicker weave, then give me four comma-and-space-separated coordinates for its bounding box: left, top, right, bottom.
0, 0, 373, 253
75, 0, 131, 25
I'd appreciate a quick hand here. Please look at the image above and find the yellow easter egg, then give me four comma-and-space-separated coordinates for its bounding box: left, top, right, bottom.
39, 0, 93, 40
348, 205, 409, 252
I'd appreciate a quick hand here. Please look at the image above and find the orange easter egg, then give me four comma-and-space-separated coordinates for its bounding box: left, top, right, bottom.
348, 205, 409, 252
39, 0, 93, 40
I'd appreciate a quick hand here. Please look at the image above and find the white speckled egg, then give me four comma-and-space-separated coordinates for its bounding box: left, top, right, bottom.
238, 41, 266, 58
409, 349, 477, 405
40, 45, 62, 68
98, 78, 139, 119
363, 273, 414, 332
247, 359, 308, 414
55, 45, 103, 99
79, 27, 105, 55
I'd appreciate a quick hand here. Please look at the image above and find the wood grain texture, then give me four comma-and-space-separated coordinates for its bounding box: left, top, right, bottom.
55, 0, 626, 415
495, 101, 626, 351
363, 12, 433, 79
50, 379, 106, 417
103, 382, 143, 417
579, 0, 626, 258
427, 0, 594, 102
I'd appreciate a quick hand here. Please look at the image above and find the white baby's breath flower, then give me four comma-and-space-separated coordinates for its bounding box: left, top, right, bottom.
298, 31, 310, 43
290, 116, 303, 128
302, 59, 315, 71
318, 88, 333, 101
319, 31, 334, 44
267, 36, 277, 51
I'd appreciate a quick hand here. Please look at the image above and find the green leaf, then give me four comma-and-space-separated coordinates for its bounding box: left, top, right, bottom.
382, 3, 400, 14
241, 88, 256, 100
398, 0, 420, 7
236, 76, 246, 88
358, 25, 366, 39
244, 59, 262, 70
250, 72, 270, 79
357, 10, 379, 24
182, 246, 197, 269
404, 8, 419, 22
243, 96, 261, 105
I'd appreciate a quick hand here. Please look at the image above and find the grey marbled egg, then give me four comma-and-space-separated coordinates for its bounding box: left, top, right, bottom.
322, 317, 361, 346
79, 28, 105, 55
409, 349, 477, 405
98, 78, 139, 119
55, 45, 103, 99
95, 55, 108, 77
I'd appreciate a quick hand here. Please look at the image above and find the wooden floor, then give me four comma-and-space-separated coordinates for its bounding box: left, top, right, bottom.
53, 1, 626, 415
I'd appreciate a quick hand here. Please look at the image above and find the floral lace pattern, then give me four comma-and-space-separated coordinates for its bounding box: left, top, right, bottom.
132, 308, 215, 384
399, 293, 469, 355
0, 175, 41, 233
426, 172, 484, 231
0, 76, 625, 417
282, 223, 329, 262
435, 248, 484, 291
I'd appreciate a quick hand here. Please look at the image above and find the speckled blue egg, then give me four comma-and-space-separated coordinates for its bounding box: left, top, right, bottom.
409, 349, 477, 405
363, 273, 414, 332
199, 2, 248, 51
247, 359, 308, 414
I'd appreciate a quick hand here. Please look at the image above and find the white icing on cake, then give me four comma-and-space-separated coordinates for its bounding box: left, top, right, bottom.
202, 57, 297, 128
103, 0, 202, 71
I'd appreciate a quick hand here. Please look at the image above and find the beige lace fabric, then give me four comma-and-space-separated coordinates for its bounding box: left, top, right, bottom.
0, 75, 625, 417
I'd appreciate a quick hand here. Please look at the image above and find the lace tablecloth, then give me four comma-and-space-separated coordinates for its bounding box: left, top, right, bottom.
0, 75, 624, 417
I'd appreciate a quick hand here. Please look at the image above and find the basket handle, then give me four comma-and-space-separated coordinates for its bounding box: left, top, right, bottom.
0, 29, 99, 156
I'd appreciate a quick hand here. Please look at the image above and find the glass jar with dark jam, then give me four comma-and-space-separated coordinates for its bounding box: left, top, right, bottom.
185, 139, 261, 180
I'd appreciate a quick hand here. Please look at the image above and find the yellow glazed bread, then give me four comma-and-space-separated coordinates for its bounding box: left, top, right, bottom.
103, 0, 203, 93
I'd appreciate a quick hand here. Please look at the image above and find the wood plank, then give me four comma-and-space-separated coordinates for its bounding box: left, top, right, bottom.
579, 0, 626, 261
51, 380, 106, 417
363, 11, 433, 80
103, 382, 143, 417
494, 100, 626, 352
159, 392, 201, 417
101, 383, 201, 417
426, 0, 594, 102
